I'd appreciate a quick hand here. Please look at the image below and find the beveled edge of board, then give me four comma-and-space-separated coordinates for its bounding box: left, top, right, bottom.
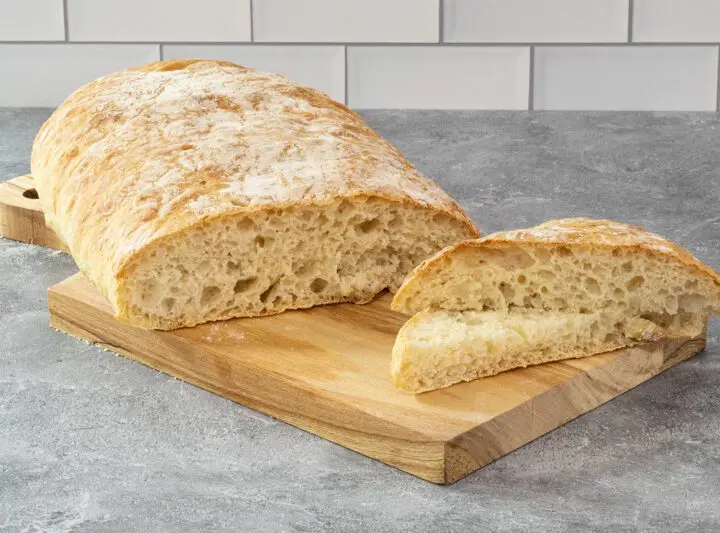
0, 175, 68, 251
47, 272, 708, 485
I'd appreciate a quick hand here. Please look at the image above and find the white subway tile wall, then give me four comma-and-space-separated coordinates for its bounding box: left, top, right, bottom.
67, 0, 251, 42
164, 45, 346, 101
348, 47, 530, 109
444, 0, 629, 43
252, 0, 439, 43
0, 44, 160, 106
633, 0, 720, 43
534, 47, 718, 111
0, 0, 65, 41
1, 1, 720, 110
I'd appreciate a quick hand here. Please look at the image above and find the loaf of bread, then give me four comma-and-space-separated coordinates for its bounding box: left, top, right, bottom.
391, 218, 720, 393
32, 59, 479, 330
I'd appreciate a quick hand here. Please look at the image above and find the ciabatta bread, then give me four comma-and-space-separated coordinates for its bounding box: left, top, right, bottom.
32, 59, 479, 330
392, 309, 666, 393
391, 218, 720, 393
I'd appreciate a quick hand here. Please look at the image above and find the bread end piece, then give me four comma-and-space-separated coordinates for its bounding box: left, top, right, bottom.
392, 218, 720, 323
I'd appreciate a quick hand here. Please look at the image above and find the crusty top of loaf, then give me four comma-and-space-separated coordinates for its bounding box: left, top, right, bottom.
31, 59, 478, 297
393, 217, 720, 310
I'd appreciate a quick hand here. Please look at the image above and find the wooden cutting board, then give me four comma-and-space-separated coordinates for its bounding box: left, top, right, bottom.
0, 175, 67, 251
2, 175, 709, 484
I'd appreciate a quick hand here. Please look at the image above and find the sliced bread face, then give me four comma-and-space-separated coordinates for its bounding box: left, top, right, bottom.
119, 196, 473, 329
391, 309, 666, 393
391, 218, 720, 393
393, 218, 720, 338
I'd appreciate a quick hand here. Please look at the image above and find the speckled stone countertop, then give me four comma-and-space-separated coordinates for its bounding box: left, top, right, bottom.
1, 109, 719, 533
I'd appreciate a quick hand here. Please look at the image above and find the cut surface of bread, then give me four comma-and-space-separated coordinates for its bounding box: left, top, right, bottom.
391, 218, 720, 393
31, 59, 478, 329
393, 218, 720, 336
122, 196, 470, 329
392, 309, 670, 393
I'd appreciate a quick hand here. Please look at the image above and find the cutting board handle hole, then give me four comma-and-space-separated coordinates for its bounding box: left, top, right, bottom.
22, 188, 39, 200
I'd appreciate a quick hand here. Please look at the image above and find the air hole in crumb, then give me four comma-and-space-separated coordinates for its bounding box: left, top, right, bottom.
499, 282, 515, 302
585, 278, 601, 296
388, 215, 402, 229
310, 278, 328, 293
604, 333, 620, 343
23, 188, 39, 199
180, 144, 194, 151
613, 287, 625, 299
678, 293, 706, 312
538, 270, 555, 281
234, 277, 257, 294
226, 261, 241, 273
161, 297, 176, 312
236, 218, 254, 231
201, 286, 221, 305
555, 246, 572, 257
255, 236, 265, 248
622, 261, 633, 272
517, 274, 527, 284
357, 218, 381, 233
260, 279, 280, 303
627, 276, 644, 291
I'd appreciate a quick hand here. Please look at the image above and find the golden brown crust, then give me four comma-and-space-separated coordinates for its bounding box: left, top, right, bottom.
31, 59, 479, 316
392, 217, 720, 311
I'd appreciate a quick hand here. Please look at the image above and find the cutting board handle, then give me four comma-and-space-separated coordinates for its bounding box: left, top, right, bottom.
0, 174, 68, 251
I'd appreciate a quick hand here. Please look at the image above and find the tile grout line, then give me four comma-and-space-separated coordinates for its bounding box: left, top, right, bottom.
627, 0, 634, 42
528, 46, 535, 111
62, 0, 69, 41
4, 41, 720, 47
716, 46, 720, 112
439, 0, 444, 43
344, 45, 349, 106
249, 0, 254, 42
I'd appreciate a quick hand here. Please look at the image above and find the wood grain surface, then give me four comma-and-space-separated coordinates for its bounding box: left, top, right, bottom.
0, 175, 67, 251
48, 273, 707, 484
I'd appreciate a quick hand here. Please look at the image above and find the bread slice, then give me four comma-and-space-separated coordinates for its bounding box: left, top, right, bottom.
392, 309, 665, 393
31, 59, 479, 330
391, 218, 720, 393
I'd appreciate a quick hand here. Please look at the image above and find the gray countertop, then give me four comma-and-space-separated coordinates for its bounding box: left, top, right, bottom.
1, 108, 719, 532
